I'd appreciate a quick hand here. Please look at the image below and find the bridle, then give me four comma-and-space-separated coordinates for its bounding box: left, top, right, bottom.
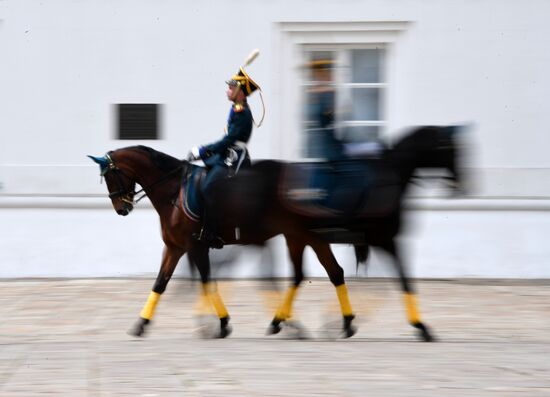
102, 152, 183, 206
103, 153, 137, 205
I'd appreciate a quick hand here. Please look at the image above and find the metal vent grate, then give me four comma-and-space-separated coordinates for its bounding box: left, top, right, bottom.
117, 104, 160, 140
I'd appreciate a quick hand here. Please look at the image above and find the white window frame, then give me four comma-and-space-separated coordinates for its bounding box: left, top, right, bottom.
274, 21, 409, 160
303, 44, 387, 146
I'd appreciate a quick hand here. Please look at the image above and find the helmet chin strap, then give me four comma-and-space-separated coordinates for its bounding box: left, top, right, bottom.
230, 83, 243, 102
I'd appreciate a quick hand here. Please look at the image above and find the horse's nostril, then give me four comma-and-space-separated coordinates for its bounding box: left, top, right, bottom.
117, 208, 129, 216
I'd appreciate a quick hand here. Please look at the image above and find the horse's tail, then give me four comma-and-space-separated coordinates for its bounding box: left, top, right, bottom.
354, 244, 369, 274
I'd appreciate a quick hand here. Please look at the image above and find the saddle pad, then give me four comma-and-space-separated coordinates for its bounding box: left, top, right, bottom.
180, 167, 206, 222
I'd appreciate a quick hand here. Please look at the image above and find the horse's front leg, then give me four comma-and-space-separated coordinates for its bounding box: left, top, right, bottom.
268, 237, 305, 336
130, 244, 184, 337
189, 242, 232, 338
380, 239, 434, 342
309, 238, 357, 338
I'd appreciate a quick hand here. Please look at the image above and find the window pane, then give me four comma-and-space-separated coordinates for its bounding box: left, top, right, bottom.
341, 125, 380, 143
350, 88, 380, 121
351, 49, 384, 83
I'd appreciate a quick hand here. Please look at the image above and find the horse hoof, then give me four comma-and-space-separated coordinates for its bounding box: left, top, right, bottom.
267, 322, 283, 335
128, 318, 149, 337
218, 325, 232, 338
266, 324, 282, 335
267, 318, 283, 335
413, 322, 435, 342
216, 317, 232, 338
342, 315, 357, 338
343, 325, 357, 338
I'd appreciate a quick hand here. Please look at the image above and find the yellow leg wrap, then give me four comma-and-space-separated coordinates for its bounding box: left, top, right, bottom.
404, 292, 421, 323
140, 291, 161, 320
194, 291, 215, 315
275, 286, 297, 320
201, 283, 229, 319
261, 290, 282, 315
335, 284, 354, 317
209, 291, 229, 318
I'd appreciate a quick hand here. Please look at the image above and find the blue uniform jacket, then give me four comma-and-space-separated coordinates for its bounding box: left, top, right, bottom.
199, 103, 253, 169
308, 89, 343, 161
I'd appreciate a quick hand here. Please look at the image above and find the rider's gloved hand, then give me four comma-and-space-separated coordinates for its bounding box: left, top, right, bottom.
186, 147, 202, 162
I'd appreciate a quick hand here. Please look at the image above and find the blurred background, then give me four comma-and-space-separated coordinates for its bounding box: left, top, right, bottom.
1, 0, 550, 279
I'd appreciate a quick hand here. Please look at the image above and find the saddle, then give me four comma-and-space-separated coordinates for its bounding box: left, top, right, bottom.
280, 159, 401, 219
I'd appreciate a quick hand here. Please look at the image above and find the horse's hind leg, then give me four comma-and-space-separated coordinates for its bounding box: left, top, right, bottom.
189, 243, 231, 338
380, 239, 434, 342
130, 244, 184, 337
267, 238, 305, 335
309, 239, 356, 338
257, 242, 282, 315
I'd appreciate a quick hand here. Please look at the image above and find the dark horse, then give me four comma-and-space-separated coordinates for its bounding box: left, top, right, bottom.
89, 125, 462, 341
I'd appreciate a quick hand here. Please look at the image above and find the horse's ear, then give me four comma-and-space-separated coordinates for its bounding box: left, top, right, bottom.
87, 155, 110, 175
446, 123, 472, 137
87, 155, 109, 167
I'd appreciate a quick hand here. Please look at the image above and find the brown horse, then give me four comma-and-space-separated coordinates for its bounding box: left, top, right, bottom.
88, 152, 359, 339
89, 125, 462, 341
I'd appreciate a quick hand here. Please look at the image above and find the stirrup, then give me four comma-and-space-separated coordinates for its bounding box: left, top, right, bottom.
193, 228, 225, 249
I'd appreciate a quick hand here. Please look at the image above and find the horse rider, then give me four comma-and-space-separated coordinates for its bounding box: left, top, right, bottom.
307, 59, 385, 160
187, 55, 263, 249
305, 59, 344, 161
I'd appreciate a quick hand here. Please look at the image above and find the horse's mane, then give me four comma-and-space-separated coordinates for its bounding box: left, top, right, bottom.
392, 125, 458, 153
129, 146, 183, 173
392, 126, 441, 153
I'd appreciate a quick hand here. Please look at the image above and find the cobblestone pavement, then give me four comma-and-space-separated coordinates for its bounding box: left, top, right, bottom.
1, 278, 550, 396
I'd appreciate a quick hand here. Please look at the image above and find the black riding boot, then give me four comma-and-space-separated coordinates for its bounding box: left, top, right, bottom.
193, 209, 225, 249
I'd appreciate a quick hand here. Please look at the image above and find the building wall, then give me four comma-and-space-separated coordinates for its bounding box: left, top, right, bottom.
1, 0, 549, 277
1, 200, 549, 278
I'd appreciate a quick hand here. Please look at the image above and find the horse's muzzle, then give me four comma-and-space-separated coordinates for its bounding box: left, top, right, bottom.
117, 204, 133, 216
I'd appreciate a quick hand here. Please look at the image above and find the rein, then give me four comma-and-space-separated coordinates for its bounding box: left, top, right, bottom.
132, 166, 183, 204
